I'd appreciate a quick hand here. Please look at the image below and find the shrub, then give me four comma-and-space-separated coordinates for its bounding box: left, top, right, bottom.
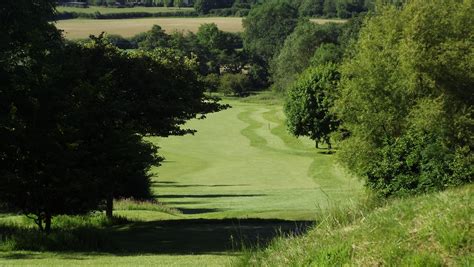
219, 73, 251, 96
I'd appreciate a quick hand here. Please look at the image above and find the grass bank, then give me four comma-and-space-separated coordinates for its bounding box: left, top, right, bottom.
239, 184, 474, 266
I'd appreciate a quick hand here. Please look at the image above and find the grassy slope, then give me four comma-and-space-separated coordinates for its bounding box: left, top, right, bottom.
239, 184, 474, 266
55, 18, 346, 39
147, 99, 363, 221
0, 97, 362, 266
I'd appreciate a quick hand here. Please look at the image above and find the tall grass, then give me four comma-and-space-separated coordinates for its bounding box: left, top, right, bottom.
114, 198, 180, 215
238, 184, 473, 266
0, 213, 129, 252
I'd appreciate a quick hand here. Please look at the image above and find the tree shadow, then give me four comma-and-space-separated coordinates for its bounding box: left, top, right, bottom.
155, 184, 251, 188
107, 218, 314, 254
175, 207, 221, 214
0, 219, 314, 257
154, 193, 266, 199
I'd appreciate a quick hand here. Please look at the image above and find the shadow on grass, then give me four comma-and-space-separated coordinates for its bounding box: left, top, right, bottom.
108, 218, 314, 254
154, 183, 251, 188
0, 219, 314, 256
155, 194, 265, 199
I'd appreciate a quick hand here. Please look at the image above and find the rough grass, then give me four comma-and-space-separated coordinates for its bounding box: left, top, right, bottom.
56, 18, 347, 39
238, 184, 474, 266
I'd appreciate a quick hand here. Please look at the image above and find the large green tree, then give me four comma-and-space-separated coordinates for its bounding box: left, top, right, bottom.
0, 0, 100, 232
285, 63, 340, 148
242, 0, 299, 63
335, 0, 473, 196
270, 20, 342, 92
0, 0, 227, 231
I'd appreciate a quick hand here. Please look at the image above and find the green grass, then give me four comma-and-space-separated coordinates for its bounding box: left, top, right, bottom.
57, 6, 195, 14
0, 96, 362, 265
148, 98, 363, 221
238, 184, 474, 266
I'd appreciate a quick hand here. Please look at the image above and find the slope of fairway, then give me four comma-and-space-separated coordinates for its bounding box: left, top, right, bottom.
56, 18, 346, 39
0, 98, 362, 266
147, 99, 363, 221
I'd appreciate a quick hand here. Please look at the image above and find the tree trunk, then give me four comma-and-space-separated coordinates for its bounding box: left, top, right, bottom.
44, 213, 52, 234
106, 194, 113, 219
328, 142, 332, 150
315, 141, 319, 148
34, 215, 44, 232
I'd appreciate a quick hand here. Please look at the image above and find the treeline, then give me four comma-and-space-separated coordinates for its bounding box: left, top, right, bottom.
93, 24, 263, 96
57, 0, 402, 19
195, 0, 404, 17
68, 0, 193, 7
248, 0, 473, 196
56, 10, 198, 20
1, 0, 226, 232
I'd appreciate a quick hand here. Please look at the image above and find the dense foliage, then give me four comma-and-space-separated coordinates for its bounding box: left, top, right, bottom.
335, 0, 473, 196
270, 20, 342, 92
242, 0, 299, 63
0, 0, 226, 231
285, 63, 340, 148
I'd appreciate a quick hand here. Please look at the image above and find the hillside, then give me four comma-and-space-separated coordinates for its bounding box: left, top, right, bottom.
239, 184, 473, 266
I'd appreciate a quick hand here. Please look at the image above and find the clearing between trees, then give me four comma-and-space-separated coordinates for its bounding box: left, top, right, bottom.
0, 98, 362, 266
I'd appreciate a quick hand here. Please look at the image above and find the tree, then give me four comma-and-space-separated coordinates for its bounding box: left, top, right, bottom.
310, 43, 343, 66
219, 73, 251, 96
323, 0, 336, 17
197, 23, 226, 51
298, 0, 324, 17
270, 20, 342, 92
63, 39, 227, 218
335, 0, 473, 196
285, 63, 340, 148
0, 0, 101, 232
194, 0, 214, 13
0, 1, 227, 230
138, 25, 170, 50
242, 0, 299, 63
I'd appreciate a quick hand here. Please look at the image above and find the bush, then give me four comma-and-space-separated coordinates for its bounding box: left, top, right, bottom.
219, 73, 251, 96
335, 0, 473, 197
208, 7, 249, 17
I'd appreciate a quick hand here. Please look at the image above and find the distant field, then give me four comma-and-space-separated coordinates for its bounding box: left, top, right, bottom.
56, 17, 346, 39
56, 17, 243, 38
57, 6, 195, 14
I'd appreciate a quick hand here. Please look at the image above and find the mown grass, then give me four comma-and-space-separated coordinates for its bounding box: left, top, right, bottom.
0, 96, 362, 265
150, 98, 363, 221
238, 184, 474, 266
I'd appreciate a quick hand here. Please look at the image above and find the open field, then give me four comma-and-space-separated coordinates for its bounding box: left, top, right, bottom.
0, 97, 362, 265
57, 6, 195, 14
56, 18, 346, 39
56, 17, 243, 38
